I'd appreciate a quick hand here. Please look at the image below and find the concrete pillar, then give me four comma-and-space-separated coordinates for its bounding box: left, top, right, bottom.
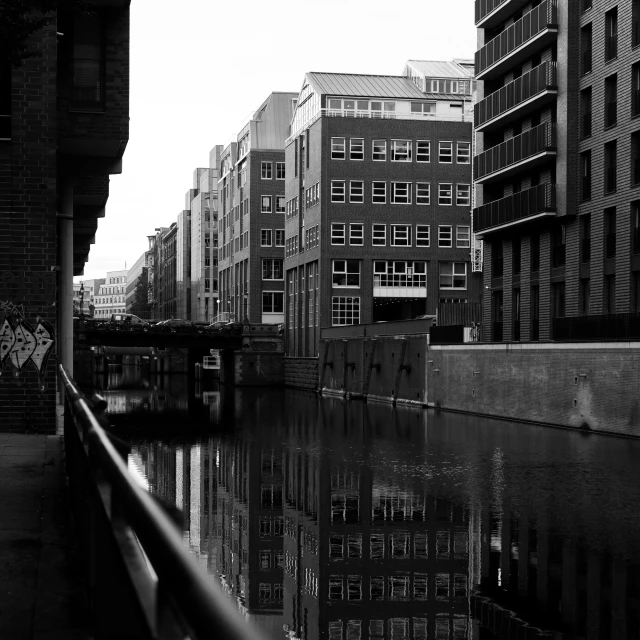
59, 182, 74, 378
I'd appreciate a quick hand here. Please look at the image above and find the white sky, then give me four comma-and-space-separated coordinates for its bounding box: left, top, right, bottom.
77, 0, 477, 282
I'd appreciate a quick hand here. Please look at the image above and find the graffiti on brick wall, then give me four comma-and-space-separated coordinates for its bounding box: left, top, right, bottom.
0, 301, 55, 384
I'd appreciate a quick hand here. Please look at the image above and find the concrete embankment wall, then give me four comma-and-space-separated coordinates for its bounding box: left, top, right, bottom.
284, 357, 318, 390
427, 342, 640, 437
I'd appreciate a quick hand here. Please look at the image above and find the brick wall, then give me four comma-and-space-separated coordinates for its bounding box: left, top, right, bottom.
427, 342, 640, 437
283, 357, 318, 390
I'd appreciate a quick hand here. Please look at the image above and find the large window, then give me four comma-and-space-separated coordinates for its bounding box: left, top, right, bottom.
581, 150, 592, 200
605, 7, 618, 61
374, 261, 427, 287
349, 223, 364, 245
276, 162, 285, 180
332, 297, 360, 326
372, 224, 386, 246
605, 74, 617, 128
391, 140, 412, 162
261, 162, 272, 179
331, 137, 345, 159
261, 196, 272, 213
262, 291, 284, 313
438, 225, 453, 247
633, 201, 640, 254
331, 223, 345, 245
350, 138, 364, 160
581, 87, 592, 138
275, 229, 285, 246
372, 139, 387, 161
582, 23, 592, 75
391, 225, 412, 246
634, 62, 640, 117
438, 183, 452, 206
438, 141, 452, 163
416, 225, 430, 247
416, 183, 430, 205
331, 181, 346, 202
372, 182, 386, 204
350, 181, 364, 203
605, 207, 616, 259
262, 259, 283, 280
456, 184, 470, 206
261, 229, 272, 246
439, 262, 467, 289
604, 140, 617, 193
457, 142, 471, 164
276, 196, 285, 213
332, 260, 360, 287
633, 131, 640, 186
416, 141, 430, 162
456, 226, 470, 248
391, 182, 411, 204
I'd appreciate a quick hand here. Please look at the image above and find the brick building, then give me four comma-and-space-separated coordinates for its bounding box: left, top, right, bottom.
0, 1, 130, 430
216, 93, 297, 324
473, 0, 640, 342
284, 63, 480, 357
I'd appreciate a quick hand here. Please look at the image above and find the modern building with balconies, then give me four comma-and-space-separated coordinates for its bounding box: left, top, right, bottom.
474, 0, 640, 342
284, 61, 481, 357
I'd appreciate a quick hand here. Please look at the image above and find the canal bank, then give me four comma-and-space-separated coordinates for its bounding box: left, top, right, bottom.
311, 338, 640, 438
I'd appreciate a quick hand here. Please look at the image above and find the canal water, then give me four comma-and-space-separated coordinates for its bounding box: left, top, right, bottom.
96, 365, 640, 640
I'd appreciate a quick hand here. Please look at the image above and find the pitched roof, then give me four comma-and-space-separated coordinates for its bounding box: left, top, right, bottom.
406, 60, 474, 79
306, 72, 425, 100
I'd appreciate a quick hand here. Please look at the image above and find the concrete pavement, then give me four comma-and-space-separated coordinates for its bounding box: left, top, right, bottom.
0, 433, 90, 639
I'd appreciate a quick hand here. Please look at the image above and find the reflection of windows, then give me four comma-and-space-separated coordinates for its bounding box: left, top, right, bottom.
388, 575, 410, 601
331, 223, 345, 245
274, 517, 284, 536
273, 584, 283, 602
332, 296, 360, 325
372, 139, 387, 161
275, 552, 284, 567
435, 573, 450, 601
372, 181, 386, 204
370, 534, 385, 559
259, 583, 271, 602
331, 137, 345, 159
413, 618, 428, 640
330, 536, 344, 559
329, 576, 343, 600
436, 530, 450, 558
370, 576, 384, 600
414, 533, 428, 558
349, 223, 364, 245
391, 139, 412, 162
333, 259, 360, 287
389, 532, 410, 558
259, 551, 271, 570
454, 574, 468, 598
348, 535, 362, 558
347, 576, 362, 600
414, 573, 428, 600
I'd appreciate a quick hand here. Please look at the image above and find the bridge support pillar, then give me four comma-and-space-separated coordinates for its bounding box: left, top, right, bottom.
59, 182, 74, 382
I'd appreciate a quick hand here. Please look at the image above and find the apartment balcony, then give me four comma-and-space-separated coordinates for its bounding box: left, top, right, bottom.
475, 0, 528, 29
474, 123, 556, 184
475, 0, 558, 81
473, 183, 556, 236
475, 62, 557, 133
373, 275, 427, 298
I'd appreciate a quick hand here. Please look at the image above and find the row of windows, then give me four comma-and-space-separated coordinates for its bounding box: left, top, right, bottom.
285, 235, 299, 258
330, 181, 470, 206
262, 258, 284, 280
219, 230, 249, 261
286, 196, 299, 219
305, 182, 320, 209
327, 616, 465, 640
330, 138, 470, 164
260, 229, 285, 247
306, 224, 320, 249
260, 161, 286, 180
260, 195, 285, 214
94, 308, 125, 316
330, 223, 470, 248
95, 296, 125, 305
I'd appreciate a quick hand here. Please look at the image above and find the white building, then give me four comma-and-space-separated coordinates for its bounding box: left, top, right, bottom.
94, 270, 128, 318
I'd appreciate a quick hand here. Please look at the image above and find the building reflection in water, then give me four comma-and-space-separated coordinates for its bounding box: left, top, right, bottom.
123, 381, 640, 640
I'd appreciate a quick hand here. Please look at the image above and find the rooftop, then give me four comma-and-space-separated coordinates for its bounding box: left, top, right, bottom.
306, 72, 425, 100
405, 59, 475, 78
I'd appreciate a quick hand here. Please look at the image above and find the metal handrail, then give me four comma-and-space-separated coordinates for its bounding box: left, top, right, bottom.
60, 364, 265, 640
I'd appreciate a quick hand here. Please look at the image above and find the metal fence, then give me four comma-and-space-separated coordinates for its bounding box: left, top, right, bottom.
60, 365, 265, 640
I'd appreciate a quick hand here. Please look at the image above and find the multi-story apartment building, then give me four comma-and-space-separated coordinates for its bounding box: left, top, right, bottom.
0, 1, 130, 429
95, 270, 128, 318
473, 0, 640, 342
284, 63, 479, 356
217, 92, 297, 324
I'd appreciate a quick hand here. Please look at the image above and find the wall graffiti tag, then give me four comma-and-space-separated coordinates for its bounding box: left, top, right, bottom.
0, 302, 55, 384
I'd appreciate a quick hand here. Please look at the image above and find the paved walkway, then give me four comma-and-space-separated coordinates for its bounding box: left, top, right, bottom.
0, 433, 90, 639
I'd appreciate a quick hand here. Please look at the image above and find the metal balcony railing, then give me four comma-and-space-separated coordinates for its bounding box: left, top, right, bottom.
553, 313, 640, 341
475, 0, 526, 26
475, 0, 505, 23
475, 62, 557, 129
475, 0, 558, 77
473, 183, 556, 234
474, 122, 556, 182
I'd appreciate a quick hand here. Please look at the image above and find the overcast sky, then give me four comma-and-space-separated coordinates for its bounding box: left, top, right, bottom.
77, 0, 477, 282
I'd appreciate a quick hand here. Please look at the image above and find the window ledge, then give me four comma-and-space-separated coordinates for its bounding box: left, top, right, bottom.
605, 56, 618, 65
604, 123, 617, 131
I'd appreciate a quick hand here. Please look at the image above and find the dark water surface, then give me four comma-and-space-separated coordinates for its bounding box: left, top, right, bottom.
96, 365, 640, 640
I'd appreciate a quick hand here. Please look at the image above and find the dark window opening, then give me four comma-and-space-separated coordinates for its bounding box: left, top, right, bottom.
632, 131, 640, 186
581, 150, 592, 200
581, 214, 591, 263
580, 278, 591, 315
513, 239, 521, 275
552, 225, 566, 268
72, 14, 104, 109
0, 62, 10, 139
633, 201, 640, 254
531, 234, 540, 272
552, 282, 566, 318
605, 207, 616, 259
605, 8, 618, 61
581, 24, 592, 75
513, 289, 521, 341
580, 87, 592, 138
531, 285, 540, 341
492, 241, 503, 278
634, 63, 640, 117
492, 290, 503, 341
604, 140, 617, 193
634, 0, 640, 48
605, 74, 617, 127
604, 274, 616, 314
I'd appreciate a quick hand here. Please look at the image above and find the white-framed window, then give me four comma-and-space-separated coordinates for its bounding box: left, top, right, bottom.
331, 181, 346, 203
262, 291, 284, 313
275, 229, 285, 246
372, 139, 387, 161
262, 259, 283, 280
350, 138, 364, 160
416, 140, 430, 162
391, 224, 412, 246
332, 296, 360, 326
456, 226, 470, 248
331, 137, 345, 160
261, 229, 272, 246
276, 195, 286, 213
276, 162, 285, 179
438, 225, 453, 247
457, 142, 471, 164
440, 262, 467, 289
416, 183, 430, 205
391, 139, 412, 162
332, 259, 361, 287
374, 260, 427, 287
331, 223, 346, 245
456, 184, 471, 206
416, 225, 430, 247
410, 101, 436, 114
372, 223, 386, 246
261, 195, 272, 213
350, 223, 364, 245
438, 141, 453, 163
372, 182, 386, 204
261, 161, 272, 179
350, 181, 364, 203
391, 182, 411, 204
438, 183, 452, 206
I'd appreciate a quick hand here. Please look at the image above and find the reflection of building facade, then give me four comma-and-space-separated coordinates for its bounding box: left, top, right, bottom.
95, 270, 128, 318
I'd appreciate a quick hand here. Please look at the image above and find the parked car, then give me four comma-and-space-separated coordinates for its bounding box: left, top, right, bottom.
109, 313, 150, 327
154, 318, 192, 332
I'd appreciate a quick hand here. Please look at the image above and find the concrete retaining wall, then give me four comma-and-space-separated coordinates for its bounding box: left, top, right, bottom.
427, 342, 640, 437
284, 357, 318, 390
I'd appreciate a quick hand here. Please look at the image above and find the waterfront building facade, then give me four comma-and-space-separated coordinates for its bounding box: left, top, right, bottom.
126, 251, 151, 314
217, 93, 297, 324
474, 0, 640, 341
95, 270, 128, 318
284, 63, 480, 356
